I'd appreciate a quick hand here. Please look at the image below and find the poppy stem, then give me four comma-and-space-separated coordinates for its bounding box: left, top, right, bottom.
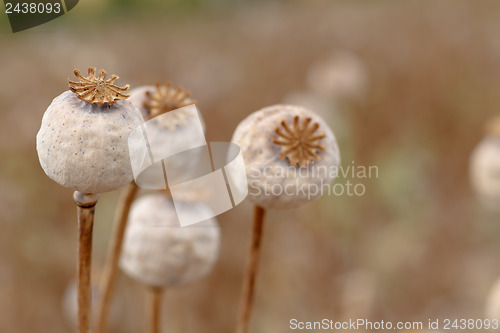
236, 205, 266, 333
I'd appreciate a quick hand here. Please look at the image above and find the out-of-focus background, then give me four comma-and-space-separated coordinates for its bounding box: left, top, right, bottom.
1, 0, 500, 332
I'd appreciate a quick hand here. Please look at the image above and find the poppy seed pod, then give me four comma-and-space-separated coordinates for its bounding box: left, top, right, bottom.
127, 82, 207, 188
231, 104, 340, 210
120, 193, 220, 288
486, 277, 500, 319
470, 119, 500, 210
128, 85, 155, 120
62, 280, 123, 330
36, 69, 143, 194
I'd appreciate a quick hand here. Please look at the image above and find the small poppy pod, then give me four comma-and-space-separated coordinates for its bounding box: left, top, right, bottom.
128, 85, 155, 120
36, 90, 143, 193
128, 83, 206, 188
128, 82, 201, 127
306, 51, 367, 100
232, 104, 340, 210
486, 277, 500, 319
470, 119, 500, 210
120, 193, 220, 288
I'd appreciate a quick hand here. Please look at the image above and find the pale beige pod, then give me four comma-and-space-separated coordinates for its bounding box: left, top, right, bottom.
120, 193, 220, 288
486, 277, 500, 319
128, 85, 155, 120
62, 279, 123, 330
36, 90, 143, 193
306, 51, 367, 100
470, 119, 500, 211
231, 104, 340, 210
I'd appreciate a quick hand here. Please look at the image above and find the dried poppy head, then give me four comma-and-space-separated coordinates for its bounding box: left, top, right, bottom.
486, 277, 500, 319
273, 116, 326, 167
470, 117, 500, 211
36, 68, 143, 193
127, 82, 206, 188
232, 104, 340, 210
120, 193, 220, 288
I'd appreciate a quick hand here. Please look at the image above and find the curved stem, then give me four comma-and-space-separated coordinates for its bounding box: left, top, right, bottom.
236, 205, 266, 333
73, 191, 99, 333
95, 182, 139, 333
149, 287, 164, 333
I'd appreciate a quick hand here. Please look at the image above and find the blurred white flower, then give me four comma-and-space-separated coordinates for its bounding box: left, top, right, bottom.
306, 51, 368, 100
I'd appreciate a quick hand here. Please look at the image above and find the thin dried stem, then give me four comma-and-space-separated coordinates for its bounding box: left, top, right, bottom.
236, 205, 266, 333
149, 287, 165, 333
73, 191, 99, 333
95, 182, 139, 333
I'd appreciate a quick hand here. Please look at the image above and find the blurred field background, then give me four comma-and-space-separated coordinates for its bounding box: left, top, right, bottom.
1, 0, 500, 332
